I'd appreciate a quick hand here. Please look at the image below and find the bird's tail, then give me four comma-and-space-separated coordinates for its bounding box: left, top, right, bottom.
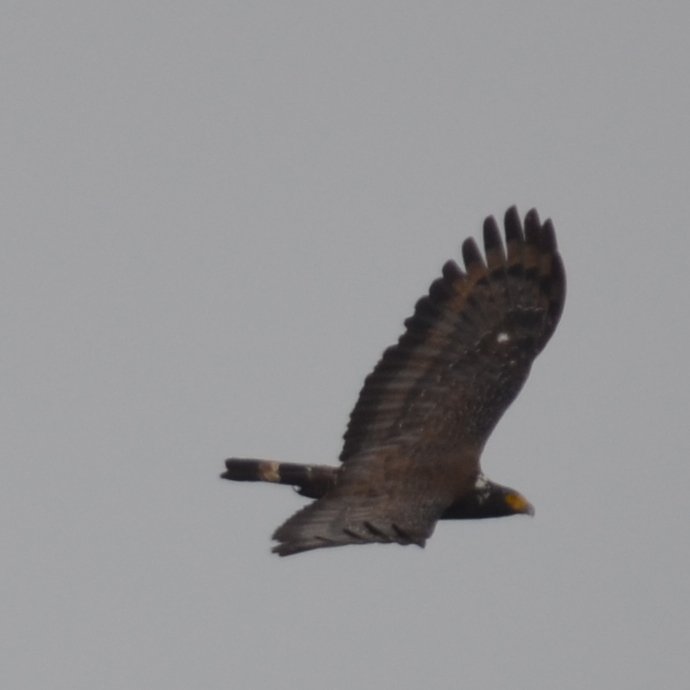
221, 458, 338, 499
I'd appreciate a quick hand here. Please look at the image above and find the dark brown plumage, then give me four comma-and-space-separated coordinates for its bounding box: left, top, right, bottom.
222, 207, 565, 556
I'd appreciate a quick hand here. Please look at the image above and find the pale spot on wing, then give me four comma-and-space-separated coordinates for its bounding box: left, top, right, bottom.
496, 331, 510, 343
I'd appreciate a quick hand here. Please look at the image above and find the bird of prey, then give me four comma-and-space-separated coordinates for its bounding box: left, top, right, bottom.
222, 207, 565, 556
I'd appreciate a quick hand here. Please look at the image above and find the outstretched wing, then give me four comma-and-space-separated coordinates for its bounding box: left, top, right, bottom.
273, 207, 565, 555
340, 206, 565, 463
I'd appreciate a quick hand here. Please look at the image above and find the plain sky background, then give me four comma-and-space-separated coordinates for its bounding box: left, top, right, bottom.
3, 2, 689, 688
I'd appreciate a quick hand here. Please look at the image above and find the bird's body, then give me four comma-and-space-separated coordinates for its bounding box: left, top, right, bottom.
222, 207, 565, 556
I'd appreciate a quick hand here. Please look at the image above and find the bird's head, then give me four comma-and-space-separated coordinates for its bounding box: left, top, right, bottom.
441, 476, 535, 520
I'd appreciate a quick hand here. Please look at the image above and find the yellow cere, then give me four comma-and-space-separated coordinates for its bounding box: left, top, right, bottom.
505, 492, 535, 515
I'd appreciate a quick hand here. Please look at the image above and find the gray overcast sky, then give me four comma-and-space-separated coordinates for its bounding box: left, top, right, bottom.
3, 2, 689, 688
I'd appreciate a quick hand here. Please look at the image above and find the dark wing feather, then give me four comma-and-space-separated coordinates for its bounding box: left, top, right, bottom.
272, 207, 565, 555
339, 206, 565, 463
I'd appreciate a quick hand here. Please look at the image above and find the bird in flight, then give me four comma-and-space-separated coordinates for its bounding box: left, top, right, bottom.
222, 207, 565, 556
